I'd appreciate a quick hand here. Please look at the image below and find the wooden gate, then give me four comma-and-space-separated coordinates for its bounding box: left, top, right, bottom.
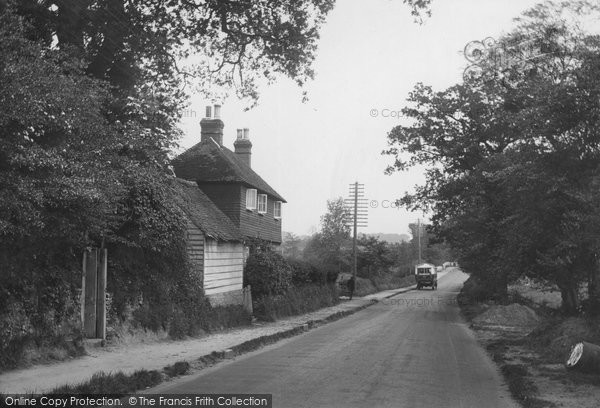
81, 248, 107, 339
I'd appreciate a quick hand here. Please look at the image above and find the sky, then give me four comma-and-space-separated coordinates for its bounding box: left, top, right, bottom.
177, 0, 543, 237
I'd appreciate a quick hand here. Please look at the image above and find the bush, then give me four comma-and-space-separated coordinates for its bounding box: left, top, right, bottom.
354, 277, 378, 297
371, 273, 415, 292
254, 284, 339, 321
244, 249, 292, 299
458, 275, 498, 305
288, 259, 332, 286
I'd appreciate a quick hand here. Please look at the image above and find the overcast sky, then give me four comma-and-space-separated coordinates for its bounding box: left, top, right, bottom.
177, 0, 543, 237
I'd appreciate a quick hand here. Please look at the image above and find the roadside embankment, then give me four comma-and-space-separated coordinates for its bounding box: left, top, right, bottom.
459, 275, 600, 408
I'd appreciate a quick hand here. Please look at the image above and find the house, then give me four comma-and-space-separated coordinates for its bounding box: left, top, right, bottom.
173, 178, 245, 306
172, 105, 286, 306
173, 105, 286, 245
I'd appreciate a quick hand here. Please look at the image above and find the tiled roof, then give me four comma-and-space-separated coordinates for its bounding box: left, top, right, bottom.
173, 178, 242, 242
172, 139, 286, 202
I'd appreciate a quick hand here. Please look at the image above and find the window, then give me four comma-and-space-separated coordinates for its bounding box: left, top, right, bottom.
246, 188, 257, 210
258, 194, 267, 214
274, 201, 282, 219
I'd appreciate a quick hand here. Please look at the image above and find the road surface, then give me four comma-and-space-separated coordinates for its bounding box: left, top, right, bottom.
151, 269, 517, 408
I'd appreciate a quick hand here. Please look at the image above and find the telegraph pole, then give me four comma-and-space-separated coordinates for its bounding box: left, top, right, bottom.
417, 218, 422, 264
353, 182, 358, 279
345, 183, 367, 279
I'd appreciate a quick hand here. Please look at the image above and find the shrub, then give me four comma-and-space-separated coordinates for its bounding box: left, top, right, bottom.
371, 273, 415, 292
353, 277, 377, 297
254, 284, 339, 321
289, 259, 332, 286
244, 249, 292, 299
163, 361, 190, 377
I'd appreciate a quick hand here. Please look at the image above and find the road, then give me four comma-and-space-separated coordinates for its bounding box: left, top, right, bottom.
150, 269, 517, 408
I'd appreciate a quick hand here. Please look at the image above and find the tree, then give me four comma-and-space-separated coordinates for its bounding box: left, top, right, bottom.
384, 1, 600, 312
303, 198, 351, 274
320, 197, 352, 271
12, 0, 336, 106
356, 235, 395, 278
281, 232, 304, 260
0, 7, 193, 351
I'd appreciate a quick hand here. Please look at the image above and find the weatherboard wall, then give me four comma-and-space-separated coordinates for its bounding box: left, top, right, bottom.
203, 240, 244, 306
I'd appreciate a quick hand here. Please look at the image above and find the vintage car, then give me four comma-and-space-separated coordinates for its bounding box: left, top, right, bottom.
415, 263, 438, 290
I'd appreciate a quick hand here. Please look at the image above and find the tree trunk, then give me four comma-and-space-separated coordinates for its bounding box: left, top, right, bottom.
557, 280, 580, 315
588, 257, 600, 315
485, 269, 508, 301
566, 341, 600, 373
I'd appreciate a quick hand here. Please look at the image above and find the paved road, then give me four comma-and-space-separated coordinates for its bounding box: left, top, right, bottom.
151, 269, 517, 408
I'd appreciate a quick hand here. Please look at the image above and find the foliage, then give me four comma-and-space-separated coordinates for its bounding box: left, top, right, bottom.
0, 0, 436, 360
356, 235, 395, 278
303, 197, 351, 275
281, 232, 304, 260
253, 284, 339, 322
11, 0, 338, 106
384, 0, 600, 313
289, 259, 325, 286
321, 197, 351, 242
50, 369, 163, 395
244, 248, 292, 299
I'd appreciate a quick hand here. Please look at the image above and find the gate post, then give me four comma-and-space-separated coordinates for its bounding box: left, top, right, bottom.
96, 248, 107, 340
83, 248, 98, 338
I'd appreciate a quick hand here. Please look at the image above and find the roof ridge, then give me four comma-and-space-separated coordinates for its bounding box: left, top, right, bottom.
172, 139, 286, 202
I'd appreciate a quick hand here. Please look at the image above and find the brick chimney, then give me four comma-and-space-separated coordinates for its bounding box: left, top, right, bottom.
234, 128, 252, 167
200, 104, 224, 145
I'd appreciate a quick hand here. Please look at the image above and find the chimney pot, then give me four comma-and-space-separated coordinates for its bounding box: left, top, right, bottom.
200, 106, 224, 145
233, 128, 252, 167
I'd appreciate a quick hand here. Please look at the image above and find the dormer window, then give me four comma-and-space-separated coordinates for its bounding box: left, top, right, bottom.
246, 189, 257, 210
258, 194, 267, 214
274, 201, 282, 219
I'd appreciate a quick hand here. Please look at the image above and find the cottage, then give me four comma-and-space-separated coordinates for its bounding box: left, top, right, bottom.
173, 105, 286, 245
172, 105, 286, 306
173, 179, 245, 306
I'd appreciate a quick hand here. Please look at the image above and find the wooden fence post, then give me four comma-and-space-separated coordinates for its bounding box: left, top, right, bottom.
243, 285, 253, 316
81, 251, 86, 328
96, 248, 107, 340
83, 248, 98, 338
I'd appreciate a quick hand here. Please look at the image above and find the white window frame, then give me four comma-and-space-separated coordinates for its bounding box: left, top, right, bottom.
274, 201, 282, 219
246, 188, 257, 210
257, 194, 267, 214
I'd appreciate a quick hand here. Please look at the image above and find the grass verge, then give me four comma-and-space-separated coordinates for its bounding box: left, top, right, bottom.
47, 360, 190, 395
24, 296, 379, 396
